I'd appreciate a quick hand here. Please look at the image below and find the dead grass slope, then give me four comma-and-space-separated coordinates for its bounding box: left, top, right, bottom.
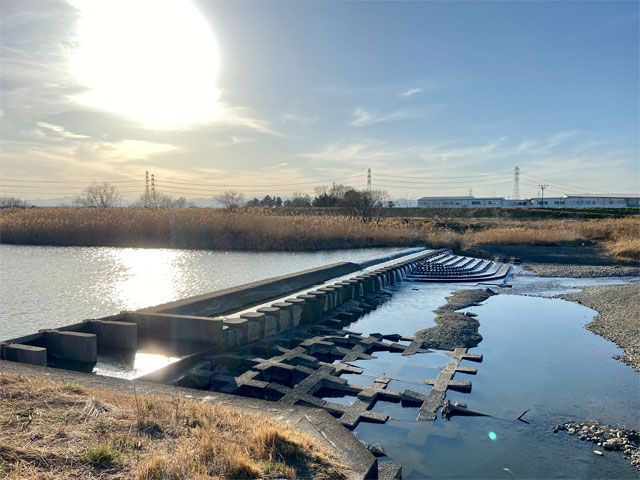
0, 373, 347, 479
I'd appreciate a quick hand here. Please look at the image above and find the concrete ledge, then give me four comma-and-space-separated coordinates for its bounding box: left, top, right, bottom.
86, 320, 137, 350
124, 312, 223, 344
3, 344, 47, 366
0, 360, 376, 480
140, 262, 363, 318
43, 330, 97, 364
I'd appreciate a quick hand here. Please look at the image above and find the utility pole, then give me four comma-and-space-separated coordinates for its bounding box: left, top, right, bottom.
538, 184, 548, 208
367, 168, 371, 192
512, 166, 520, 200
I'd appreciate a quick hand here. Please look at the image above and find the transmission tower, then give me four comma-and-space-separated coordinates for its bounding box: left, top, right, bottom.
512, 166, 520, 200
367, 168, 371, 192
145, 170, 150, 203
151, 174, 155, 202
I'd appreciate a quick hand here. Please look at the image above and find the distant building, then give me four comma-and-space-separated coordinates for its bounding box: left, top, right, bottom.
417, 194, 640, 208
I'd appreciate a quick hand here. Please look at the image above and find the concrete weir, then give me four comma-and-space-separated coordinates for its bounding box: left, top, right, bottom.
1, 247, 502, 479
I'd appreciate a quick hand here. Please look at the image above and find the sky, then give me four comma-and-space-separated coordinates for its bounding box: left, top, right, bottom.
1, 0, 638, 202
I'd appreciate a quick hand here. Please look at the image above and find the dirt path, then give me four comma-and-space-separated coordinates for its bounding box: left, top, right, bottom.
560, 283, 640, 372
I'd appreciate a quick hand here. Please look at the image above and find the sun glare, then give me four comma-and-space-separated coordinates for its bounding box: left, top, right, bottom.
70, 0, 220, 127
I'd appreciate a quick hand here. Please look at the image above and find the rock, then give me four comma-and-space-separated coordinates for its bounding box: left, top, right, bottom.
603, 438, 624, 451
580, 435, 586, 441
593, 450, 604, 456
369, 443, 387, 457
628, 432, 640, 444
454, 402, 467, 408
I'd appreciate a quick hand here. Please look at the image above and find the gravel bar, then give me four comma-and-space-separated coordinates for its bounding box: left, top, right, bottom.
523, 264, 640, 278
559, 283, 640, 371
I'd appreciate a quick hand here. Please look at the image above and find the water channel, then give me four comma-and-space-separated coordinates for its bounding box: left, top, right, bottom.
1, 245, 638, 478
0, 244, 400, 339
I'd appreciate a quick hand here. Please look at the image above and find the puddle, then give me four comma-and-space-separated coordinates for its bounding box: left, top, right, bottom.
343, 278, 639, 479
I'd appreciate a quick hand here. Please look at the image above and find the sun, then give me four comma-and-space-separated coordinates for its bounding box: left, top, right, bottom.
70, 0, 220, 127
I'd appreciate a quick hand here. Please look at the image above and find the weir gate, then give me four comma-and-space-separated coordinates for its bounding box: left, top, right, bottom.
1, 248, 512, 433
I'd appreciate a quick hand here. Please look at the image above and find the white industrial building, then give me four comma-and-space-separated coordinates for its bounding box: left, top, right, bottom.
417, 194, 640, 208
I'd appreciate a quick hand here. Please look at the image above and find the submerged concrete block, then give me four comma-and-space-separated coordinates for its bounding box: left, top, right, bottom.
296, 294, 322, 324
87, 320, 137, 350
4, 343, 47, 366
44, 330, 97, 364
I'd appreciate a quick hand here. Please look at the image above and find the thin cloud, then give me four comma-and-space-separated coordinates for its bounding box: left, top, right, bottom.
349, 107, 418, 127
36, 121, 91, 139
400, 87, 423, 97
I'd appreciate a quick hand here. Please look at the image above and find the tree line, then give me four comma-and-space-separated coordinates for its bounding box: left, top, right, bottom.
2, 182, 392, 223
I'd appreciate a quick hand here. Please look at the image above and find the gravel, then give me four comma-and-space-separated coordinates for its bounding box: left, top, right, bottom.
523, 264, 640, 278
559, 283, 640, 371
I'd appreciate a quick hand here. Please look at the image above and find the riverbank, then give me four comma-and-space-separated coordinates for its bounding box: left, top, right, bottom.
524, 263, 640, 277
0, 371, 348, 479
559, 283, 640, 372
1, 207, 638, 261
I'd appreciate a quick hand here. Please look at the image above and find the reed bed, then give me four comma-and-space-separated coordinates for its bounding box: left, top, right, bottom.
0, 372, 347, 479
0, 207, 638, 261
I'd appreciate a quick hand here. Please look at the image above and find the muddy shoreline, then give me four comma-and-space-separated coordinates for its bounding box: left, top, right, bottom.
414, 289, 495, 350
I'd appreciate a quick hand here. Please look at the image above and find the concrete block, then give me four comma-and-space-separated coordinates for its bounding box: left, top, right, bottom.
4, 343, 47, 366
127, 312, 223, 344
44, 330, 97, 364
296, 294, 322, 323
284, 298, 304, 327
307, 291, 329, 312
270, 303, 293, 331
87, 320, 137, 350
257, 307, 286, 333
242, 312, 276, 337
223, 318, 250, 343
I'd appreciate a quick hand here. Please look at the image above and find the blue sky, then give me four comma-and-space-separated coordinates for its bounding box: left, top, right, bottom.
1, 0, 638, 201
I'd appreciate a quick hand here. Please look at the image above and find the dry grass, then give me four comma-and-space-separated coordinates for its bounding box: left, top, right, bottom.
0, 373, 347, 479
0, 207, 638, 261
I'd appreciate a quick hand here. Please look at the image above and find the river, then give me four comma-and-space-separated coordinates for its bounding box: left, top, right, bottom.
0, 244, 400, 340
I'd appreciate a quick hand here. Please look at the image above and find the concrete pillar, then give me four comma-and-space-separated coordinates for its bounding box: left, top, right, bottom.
4, 344, 47, 366
242, 311, 275, 337
87, 320, 137, 350
296, 294, 322, 323
270, 302, 293, 331
223, 318, 256, 344
257, 307, 285, 334
307, 291, 329, 313
284, 298, 304, 327
317, 287, 337, 309
43, 330, 97, 364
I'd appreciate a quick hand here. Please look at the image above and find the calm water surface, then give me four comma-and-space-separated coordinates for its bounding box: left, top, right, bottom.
345, 280, 639, 479
0, 244, 400, 339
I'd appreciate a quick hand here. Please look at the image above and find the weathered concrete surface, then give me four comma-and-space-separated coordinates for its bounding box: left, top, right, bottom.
2, 343, 47, 366
414, 289, 495, 350
0, 360, 377, 480
43, 330, 97, 364
86, 320, 137, 350
140, 262, 363, 317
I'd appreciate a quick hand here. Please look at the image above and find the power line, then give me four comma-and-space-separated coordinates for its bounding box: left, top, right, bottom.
373, 181, 513, 190
0, 178, 142, 184
155, 174, 363, 188
378, 171, 512, 180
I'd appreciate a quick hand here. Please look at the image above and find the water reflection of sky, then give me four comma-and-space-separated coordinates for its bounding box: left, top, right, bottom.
1, 244, 400, 339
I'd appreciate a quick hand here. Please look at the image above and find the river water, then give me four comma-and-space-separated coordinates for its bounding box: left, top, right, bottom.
0, 244, 400, 340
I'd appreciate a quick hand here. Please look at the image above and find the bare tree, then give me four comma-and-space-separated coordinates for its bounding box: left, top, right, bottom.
74, 182, 122, 207
341, 189, 389, 224
217, 190, 245, 211
0, 196, 28, 208
133, 192, 188, 208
